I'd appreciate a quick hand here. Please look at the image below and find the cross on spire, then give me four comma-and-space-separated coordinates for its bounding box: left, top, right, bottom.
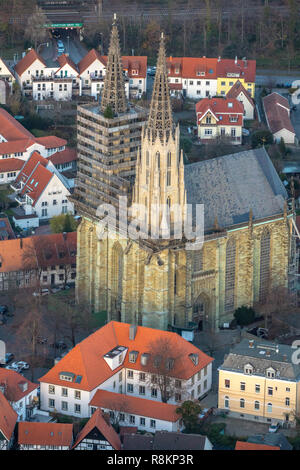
100, 14, 127, 115
146, 32, 174, 143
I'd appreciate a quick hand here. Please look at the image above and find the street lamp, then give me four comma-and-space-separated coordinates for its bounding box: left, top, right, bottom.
67, 35, 70, 54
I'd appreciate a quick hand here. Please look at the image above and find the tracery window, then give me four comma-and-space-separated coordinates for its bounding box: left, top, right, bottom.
259, 229, 270, 302
225, 238, 236, 312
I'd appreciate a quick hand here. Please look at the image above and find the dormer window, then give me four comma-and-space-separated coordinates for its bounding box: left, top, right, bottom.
244, 364, 253, 375
129, 351, 138, 363
266, 367, 275, 378
59, 372, 75, 382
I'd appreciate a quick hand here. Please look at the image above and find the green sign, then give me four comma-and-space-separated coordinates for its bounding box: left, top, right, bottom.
44, 23, 83, 28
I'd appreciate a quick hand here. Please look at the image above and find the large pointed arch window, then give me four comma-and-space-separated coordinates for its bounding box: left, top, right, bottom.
259, 228, 271, 302
225, 238, 236, 312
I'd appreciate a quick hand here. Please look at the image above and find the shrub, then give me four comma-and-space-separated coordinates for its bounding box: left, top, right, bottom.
103, 105, 114, 119
234, 306, 256, 326
251, 130, 273, 148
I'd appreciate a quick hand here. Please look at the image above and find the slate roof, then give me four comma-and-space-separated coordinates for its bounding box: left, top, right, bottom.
123, 431, 210, 450
219, 338, 300, 381
184, 147, 287, 231
247, 433, 293, 451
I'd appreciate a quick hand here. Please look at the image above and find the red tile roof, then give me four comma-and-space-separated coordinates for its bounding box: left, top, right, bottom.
0, 391, 17, 442
77, 49, 106, 75
15, 151, 48, 185
18, 422, 73, 447
20, 163, 53, 206
0, 108, 34, 141
39, 321, 213, 391
0, 158, 24, 173
0, 232, 76, 273
14, 49, 46, 77
216, 58, 256, 83
226, 80, 254, 106
0, 369, 38, 402
48, 148, 77, 166
263, 92, 295, 135
169, 83, 183, 90
72, 408, 121, 450
34, 136, 67, 149
90, 390, 180, 423
196, 97, 244, 126
0, 138, 36, 155
235, 441, 280, 451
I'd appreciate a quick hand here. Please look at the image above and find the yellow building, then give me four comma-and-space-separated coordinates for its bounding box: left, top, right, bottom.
216, 58, 255, 98
218, 338, 300, 427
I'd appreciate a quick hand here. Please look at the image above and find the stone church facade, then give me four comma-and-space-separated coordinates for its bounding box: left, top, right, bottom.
74, 21, 294, 332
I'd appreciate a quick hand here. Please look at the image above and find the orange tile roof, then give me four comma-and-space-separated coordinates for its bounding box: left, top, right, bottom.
90, 390, 180, 423
78, 49, 106, 75
48, 148, 77, 166
226, 80, 254, 106
72, 408, 121, 450
0, 108, 34, 141
0, 158, 24, 173
39, 321, 213, 391
216, 58, 256, 83
182, 57, 218, 79
0, 138, 36, 155
0, 369, 38, 402
34, 136, 67, 149
18, 422, 73, 447
14, 49, 46, 77
263, 92, 295, 135
196, 97, 244, 126
235, 441, 280, 451
0, 391, 17, 442
0, 232, 76, 273
15, 151, 48, 185
20, 162, 53, 206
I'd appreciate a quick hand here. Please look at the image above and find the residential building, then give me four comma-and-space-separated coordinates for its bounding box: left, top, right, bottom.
196, 97, 244, 144
123, 431, 213, 450
263, 92, 296, 144
0, 232, 77, 290
75, 29, 292, 332
0, 58, 16, 92
0, 391, 17, 450
18, 422, 73, 450
0, 79, 9, 105
0, 369, 38, 421
218, 338, 300, 427
165, 56, 255, 100
0, 158, 24, 184
72, 408, 121, 450
11, 151, 74, 229
14, 47, 147, 102
39, 321, 213, 418
226, 80, 255, 120
89, 390, 183, 433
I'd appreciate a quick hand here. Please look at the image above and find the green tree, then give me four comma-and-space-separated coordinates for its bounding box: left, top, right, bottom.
50, 214, 76, 234
63, 213, 76, 232
103, 105, 114, 119
234, 306, 256, 326
176, 400, 202, 432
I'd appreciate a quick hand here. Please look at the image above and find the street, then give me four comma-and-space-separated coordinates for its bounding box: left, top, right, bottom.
39, 32, 87, 65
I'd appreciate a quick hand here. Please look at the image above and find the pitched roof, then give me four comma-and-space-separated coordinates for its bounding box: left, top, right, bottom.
72, 408, 121, 450
0, 231, 76, 273
184, 147, 287, 231
216, 58, 256, 83
0, 158, 24, 173
90, 390, 180, 423
0, 391, 17, 442
34, 136, 67, 149
0, 217, 16, 240
14, 49, 46, 77
15, 151, 48, 185
0, 138, 36, 155
0, 108, 34, 141
196, 97, 244, 126
263, 92, 295, 135
47, 148, 77, 166
121, 56, 147, 78
18, 422, 73, 447
39, 321, 213, 391
235, 441, 280, 450
226, 80, 255, 106
56, 54, 78, 75
123, 431, 210, 450
77, 49, 106, 75
0, 369, 38, 402
19, 162, 53, 206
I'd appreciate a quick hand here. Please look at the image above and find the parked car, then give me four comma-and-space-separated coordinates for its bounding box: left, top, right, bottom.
198, 407, 214, 422
7, 362, 20, 371
37, 337, 48, 345
33, 289, 49, 297
5, 353, 14, 364
269, 422, 280, 433
0, 305, 8, 315
11, 361, 29, 371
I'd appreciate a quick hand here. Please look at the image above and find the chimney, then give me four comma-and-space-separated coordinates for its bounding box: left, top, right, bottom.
249, 340, 254, 348
218, 56, 221, 62
20, 238, 23, 249
141, 353, 149, 366
63, 232, 67, 241
235, 56, 237, 64
129, 324, 137, 340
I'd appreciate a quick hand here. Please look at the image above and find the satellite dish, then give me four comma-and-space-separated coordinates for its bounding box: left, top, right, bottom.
0, 340, 6, 365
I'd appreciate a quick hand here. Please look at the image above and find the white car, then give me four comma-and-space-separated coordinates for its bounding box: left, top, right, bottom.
12, 361, 29, 371
5, 365, 18, 371
269, 422, 280, 433
33, 289, 49, 297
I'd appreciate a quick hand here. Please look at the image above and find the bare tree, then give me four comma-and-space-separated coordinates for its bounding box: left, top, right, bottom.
141, 336, 188, 403
25, 6, 48, 50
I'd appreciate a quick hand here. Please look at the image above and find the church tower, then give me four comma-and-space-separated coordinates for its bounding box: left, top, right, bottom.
133, 33, 186, 238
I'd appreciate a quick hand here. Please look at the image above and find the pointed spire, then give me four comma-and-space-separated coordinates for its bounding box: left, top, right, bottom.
100, 14, 127, 115
146, 32, 174, 143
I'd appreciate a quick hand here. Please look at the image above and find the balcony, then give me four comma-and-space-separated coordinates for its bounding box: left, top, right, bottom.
31, 75, 75, 83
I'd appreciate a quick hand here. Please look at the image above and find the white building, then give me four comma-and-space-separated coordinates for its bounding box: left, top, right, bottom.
226, 80, 255, 120
263, 92, 296, 144
0, 391, 17, 450
39, 322, 213, 424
